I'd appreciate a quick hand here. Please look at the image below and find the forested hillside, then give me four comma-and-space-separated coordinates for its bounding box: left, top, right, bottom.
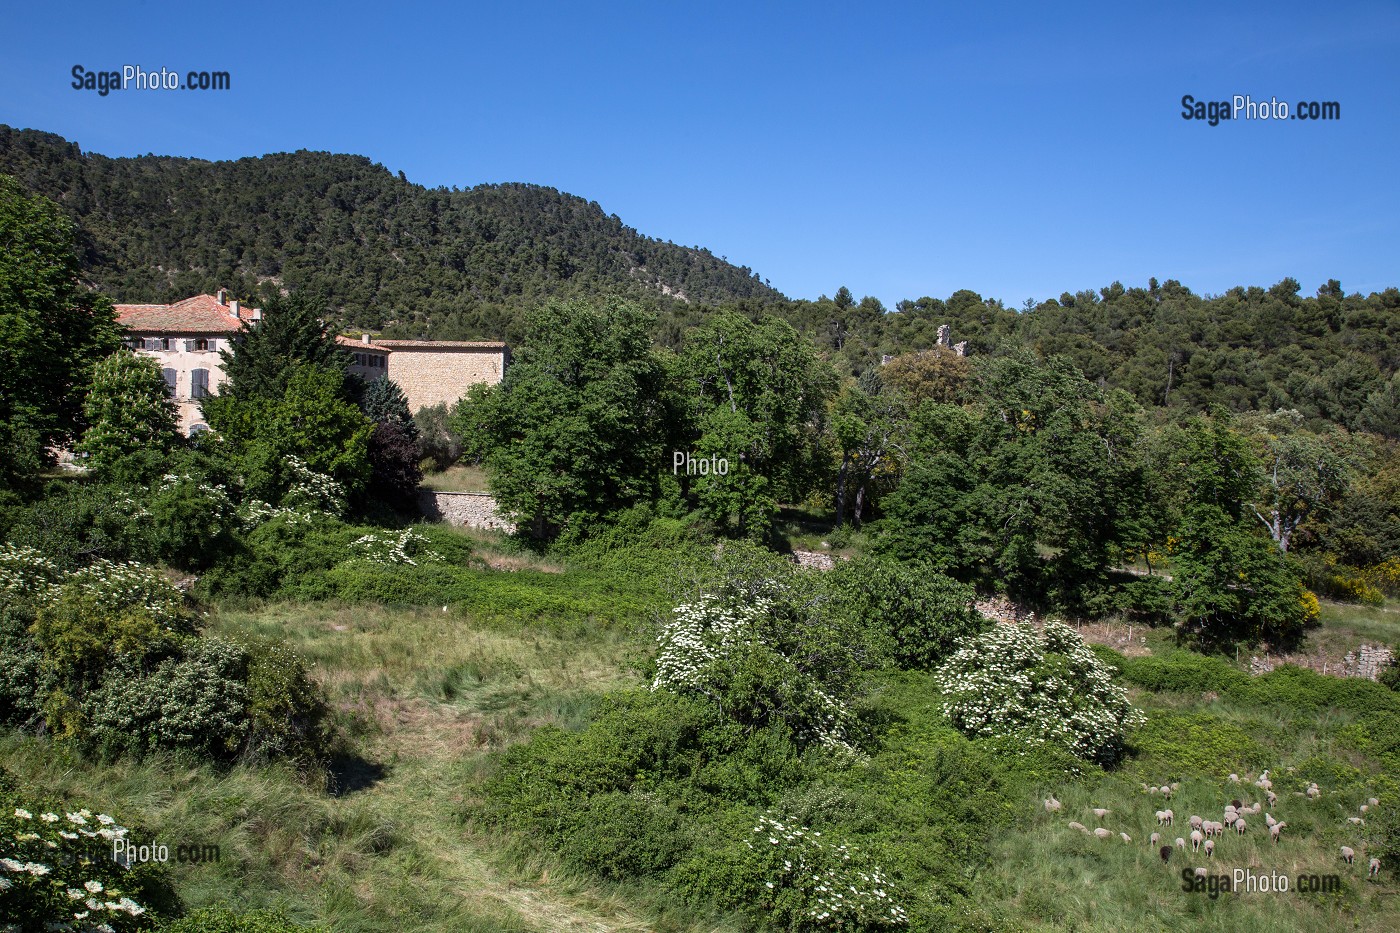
738, 281, 1400, 438
0, 125, 781, 340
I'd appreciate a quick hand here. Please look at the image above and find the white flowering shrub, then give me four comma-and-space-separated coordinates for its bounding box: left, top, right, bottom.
348, 529, 440, 566
652, 594, 858, 752
744, 812, 908, 931
280, 456, 346, 517
0, 789, 174, 931
0, 545, 63, 602
934, 620, 1144, 765
60, 561, 190, 633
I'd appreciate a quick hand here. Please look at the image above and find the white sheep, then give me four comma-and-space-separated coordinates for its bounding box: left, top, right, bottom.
1190, 830, 1204, 852
1120, 832, 1132, 843
1150, 832, 1161, 847
1204, 839, 1215, 858
1159, 785, 1173, 798
1266, 790, 1277, 808
1194, 866, 1209, 878
1341, 846, 1355, 864
1360, 804, 1369, 814
1068, 821, 1088, 833
1227, 773, 1240, 783
1265, 813, 1276, 827
1348, 817, 1365, 825
1367, 796, 1379, 807
1176, 837, 1187, 849
1156, 808, 1174, 826
1044, 796, 1062, 813
1094, 827, 1112, 840
1189, 815, 1203, 831
1371, 857, 1381, 878
1270, 822, 1286, 844
1234, 819, 1247, 835
1092, 807, 1111, 819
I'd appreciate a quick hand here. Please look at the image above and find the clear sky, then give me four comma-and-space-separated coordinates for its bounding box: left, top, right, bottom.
2, 0, 1397, 307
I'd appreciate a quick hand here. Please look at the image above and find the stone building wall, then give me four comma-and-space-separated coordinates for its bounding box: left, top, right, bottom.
379, 342, 509, 413
418, 490, 515, 532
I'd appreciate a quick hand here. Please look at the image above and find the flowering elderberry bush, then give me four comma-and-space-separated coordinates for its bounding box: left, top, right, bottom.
0, 788, 176, 932
743, 812, 908, 931
934, 620, 1145, 765
652, 594, 860, 752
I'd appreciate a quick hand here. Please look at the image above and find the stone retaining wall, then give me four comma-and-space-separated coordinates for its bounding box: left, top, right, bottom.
418, 490, 514, 532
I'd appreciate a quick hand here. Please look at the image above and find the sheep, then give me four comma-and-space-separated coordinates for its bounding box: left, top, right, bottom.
1044, 796, 1062, 813
1231, 798, 1243, 809
1348, 817, 1365, 826
1367, 796, 1379, 807
1156, 809, 1175, 826
1371, 858, 1381, 878
1194, 867, 1209, 879
1159, 845, 1173, 864
1341, 846, 1355, 864
1068, 821, 1088, 833
1204, 839, 1215, 858
1234, 819, 1247, 835
1228, 773, 1240, 783
1120, 832, 1132, 843
1094, 828, 1112, 840
1150, 832, 1161, 847
1360, 804, 1369, 814
1190, 830, 1204, 852
1092, 807, 1111, 819
1270, 822, 1286, 844
1189, 815, 1203, 831
1159, 785, 1173, 798
1265, 813, 1276, 827
1266, 790, 1277, 808
1176, 837, 1187, 849
1306, 784, 1321, 799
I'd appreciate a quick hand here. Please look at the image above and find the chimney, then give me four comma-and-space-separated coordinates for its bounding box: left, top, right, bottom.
216, 288, 227, 305
362, 333, 371, 344
230, 299, 240, 317
251, 309, 263, 322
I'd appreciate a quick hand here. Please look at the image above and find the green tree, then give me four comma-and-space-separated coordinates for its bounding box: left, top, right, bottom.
678, 312, 834, 538
217, 292, 347, 400
203, 365, 372, 502
830, 371, 906, 527
451, 299, 673, 541
0, 175, 121, 469
1242, 411, 1348, 552
75, 351, 180, 474
360, 376, 418, 439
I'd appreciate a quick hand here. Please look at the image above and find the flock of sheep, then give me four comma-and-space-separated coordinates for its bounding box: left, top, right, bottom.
1044, 770, 1385, 880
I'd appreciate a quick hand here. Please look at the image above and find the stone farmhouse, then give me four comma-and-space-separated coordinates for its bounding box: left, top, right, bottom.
114, 291, 509, 435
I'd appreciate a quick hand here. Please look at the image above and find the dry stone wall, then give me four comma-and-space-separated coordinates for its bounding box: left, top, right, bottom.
418, 490, 515, 532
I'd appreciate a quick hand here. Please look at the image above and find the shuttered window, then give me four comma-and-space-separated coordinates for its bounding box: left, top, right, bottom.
191, 368, 210, 399
162, 368, 178, 396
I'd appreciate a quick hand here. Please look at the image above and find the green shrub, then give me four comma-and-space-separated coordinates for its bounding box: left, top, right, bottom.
556, 791, 690, 879
0, 602, 51, 729
85, 638, 251, 761
143, 472, 237, 570
1117, 650, 1249, 694
4, 482, 145, 571
232, 635, 332, 765
823, 556, 983, 670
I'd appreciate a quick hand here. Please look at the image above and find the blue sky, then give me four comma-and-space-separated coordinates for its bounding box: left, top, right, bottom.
3, 0, 1397, 307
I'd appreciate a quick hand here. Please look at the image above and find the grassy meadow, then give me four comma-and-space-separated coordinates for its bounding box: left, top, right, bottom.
2, 532, 1397, 932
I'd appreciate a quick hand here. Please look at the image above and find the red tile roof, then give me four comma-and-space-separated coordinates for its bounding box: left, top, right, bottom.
115, 294, 260, 334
